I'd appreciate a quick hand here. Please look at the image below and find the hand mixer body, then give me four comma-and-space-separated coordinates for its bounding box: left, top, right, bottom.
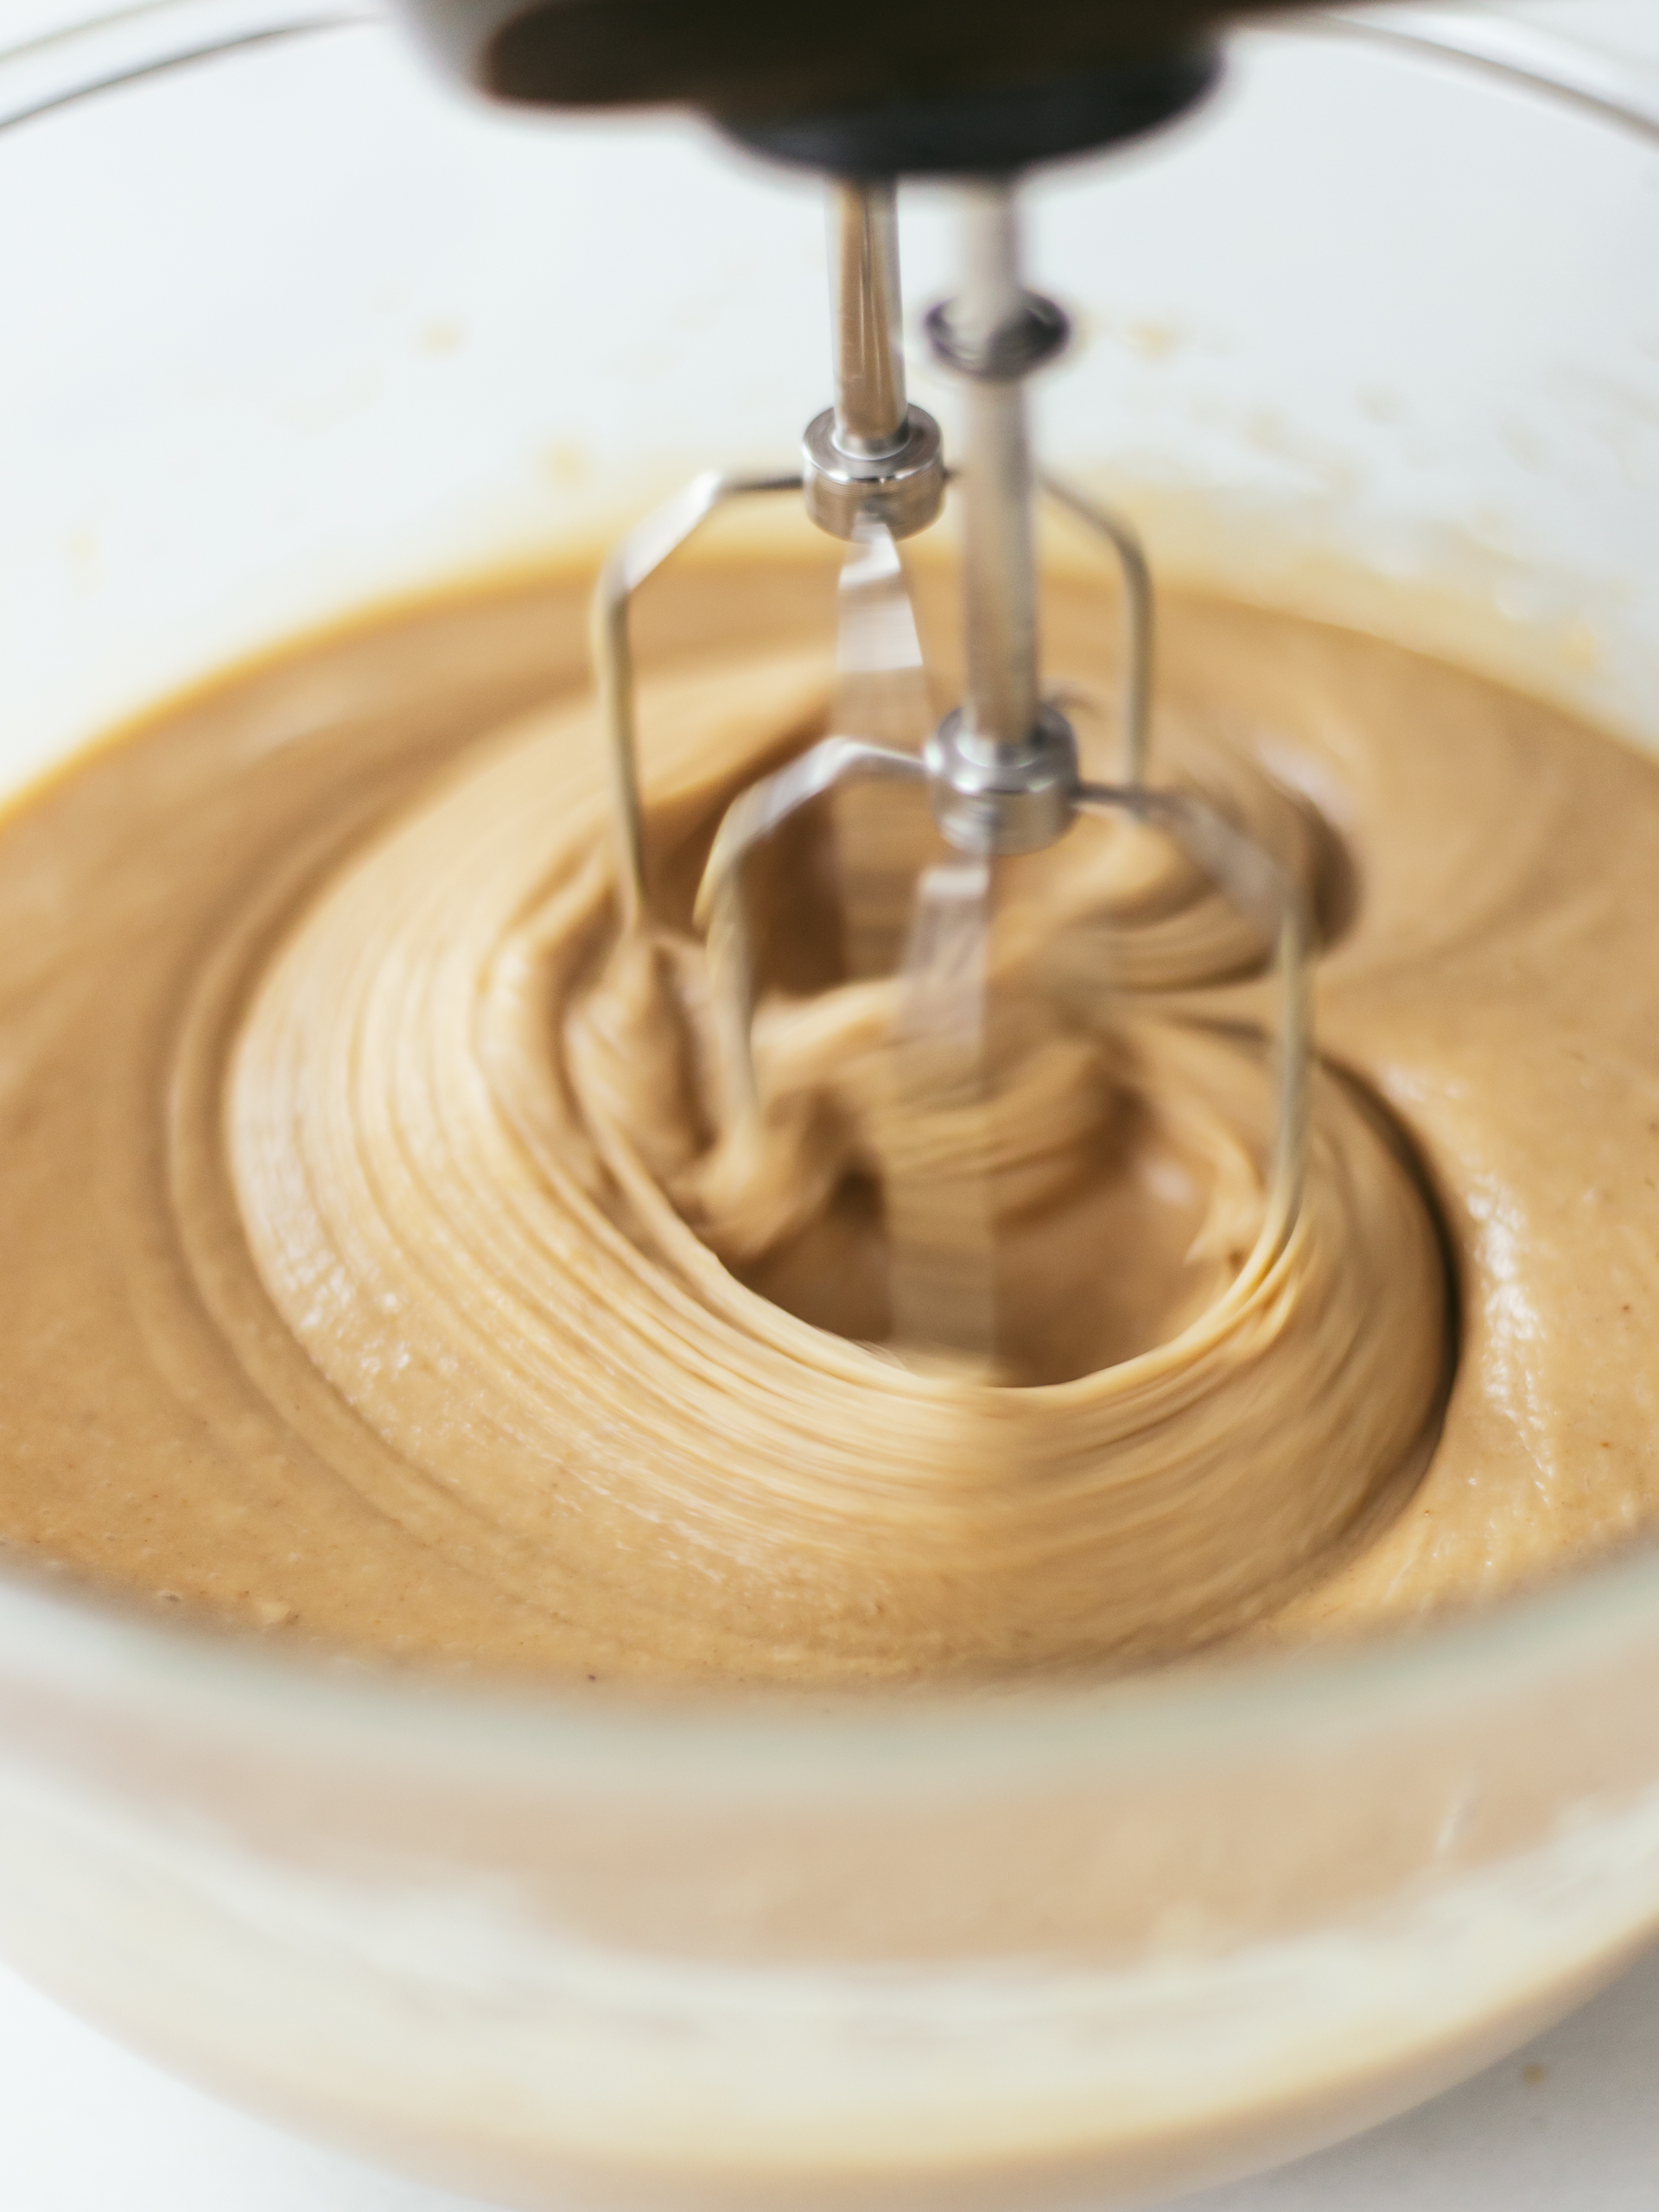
397, 0, 1231, 169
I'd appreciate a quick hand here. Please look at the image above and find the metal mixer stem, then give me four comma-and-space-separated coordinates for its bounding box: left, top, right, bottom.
805, 185, 944, 541
957, 181, 1041, 756
830, 181, 908, 461
922, 177, 1075, 857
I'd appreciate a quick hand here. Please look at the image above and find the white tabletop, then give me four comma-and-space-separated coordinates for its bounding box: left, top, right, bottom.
6, 1936, 1659, 2211
6, 2, 1659, 2206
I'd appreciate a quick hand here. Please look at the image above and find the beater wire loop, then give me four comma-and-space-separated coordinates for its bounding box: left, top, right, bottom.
1075, 781, 1313, 1259
1040, 474, 1155, 788
594, 469, 803, 933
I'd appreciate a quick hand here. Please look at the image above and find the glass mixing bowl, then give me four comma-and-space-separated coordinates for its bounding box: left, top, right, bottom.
4, 6, 1659, 2208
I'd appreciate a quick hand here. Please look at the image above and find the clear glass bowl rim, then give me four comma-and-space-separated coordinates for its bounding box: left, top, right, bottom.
3, 0, 1658, 1791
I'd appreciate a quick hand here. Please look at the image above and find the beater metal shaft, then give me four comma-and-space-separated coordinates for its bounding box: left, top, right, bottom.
922, 176, 1076, 857
956, 181, 1041, 756
804, 182, 944, 541
830, 181, 909, 461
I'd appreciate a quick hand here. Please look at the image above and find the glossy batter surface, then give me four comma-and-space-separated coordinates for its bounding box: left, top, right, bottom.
0, 562, 1646, 1681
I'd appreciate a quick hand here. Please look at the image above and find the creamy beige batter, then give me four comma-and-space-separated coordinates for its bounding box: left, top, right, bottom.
0, 558, 1649, 1683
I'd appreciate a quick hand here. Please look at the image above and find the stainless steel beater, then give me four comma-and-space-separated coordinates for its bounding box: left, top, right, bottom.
597, 168, 1313, 1304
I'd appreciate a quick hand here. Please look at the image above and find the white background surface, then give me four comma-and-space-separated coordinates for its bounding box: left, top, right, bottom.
6, 3, 1659, 2208
10, 1937, 1659, 2211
